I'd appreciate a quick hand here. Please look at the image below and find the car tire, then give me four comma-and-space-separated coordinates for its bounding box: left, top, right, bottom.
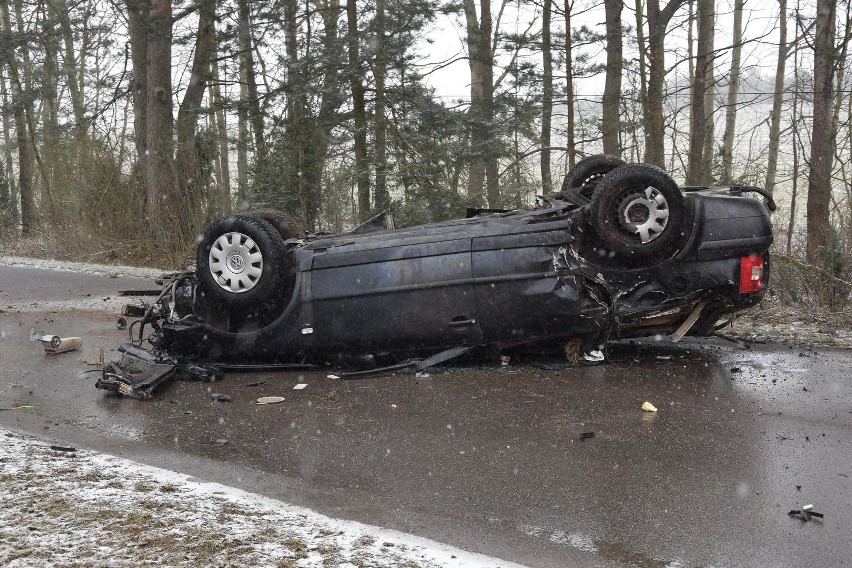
196, 215, 289, 317
588, 163, 687, 260
249, 208, 305, 240
561, 154, 627, 198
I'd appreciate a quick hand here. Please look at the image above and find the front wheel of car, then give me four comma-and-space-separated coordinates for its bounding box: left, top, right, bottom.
588, 164, 687, 261
196, 215, 290, 322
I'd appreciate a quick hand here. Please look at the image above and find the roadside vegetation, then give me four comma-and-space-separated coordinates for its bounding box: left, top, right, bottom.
0, 0, 850, 323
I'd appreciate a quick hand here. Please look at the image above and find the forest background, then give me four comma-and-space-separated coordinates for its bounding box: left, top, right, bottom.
0, 0, 849, 317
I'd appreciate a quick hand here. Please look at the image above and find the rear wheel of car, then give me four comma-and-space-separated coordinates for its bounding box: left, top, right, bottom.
249, 208, 305, 240
588, 164, 687, 260
196, 215, 290, 322
561, 154, 627, 198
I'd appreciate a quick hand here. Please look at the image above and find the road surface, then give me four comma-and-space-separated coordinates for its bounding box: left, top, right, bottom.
1, 263, 850, 567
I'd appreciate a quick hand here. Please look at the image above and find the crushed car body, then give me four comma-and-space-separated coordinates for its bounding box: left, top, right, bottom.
97, 159, 774, 397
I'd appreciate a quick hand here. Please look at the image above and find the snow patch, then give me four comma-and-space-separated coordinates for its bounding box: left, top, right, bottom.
0, 428, 526, 568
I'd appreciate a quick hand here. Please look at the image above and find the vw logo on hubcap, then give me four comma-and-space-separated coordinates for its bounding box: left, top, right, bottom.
227, 252, 245, 273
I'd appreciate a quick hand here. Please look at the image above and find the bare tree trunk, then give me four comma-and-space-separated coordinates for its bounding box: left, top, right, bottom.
787, 21, 802, 255
634, 0, 648, 162
565, 0, 577, 168
700, 0, 715, 181
602, 0, 623, 156
464, 0, 487, 202
685, 0, 712, 184
175, 0, 215, 236
464, 0, 498, 206
0, 76, 18, 229
283, 0, 305, 219
39, 3, 59, 223
644, 0, 686, 167
52, 1, 86, 135
373, 0, 389, 211
721, 0, 744, 184
766, 0, 788, 195
541, 0, 553, 192
1, 1, 34, 236
238, 0, 266, 161
347, 0, 370, 221
41, 4, 59, 134
145, 0, 179, 237
806, 0, 836, 265
127, 1, 148, 202
687, 0, 694, 83
211, 32, 232, 215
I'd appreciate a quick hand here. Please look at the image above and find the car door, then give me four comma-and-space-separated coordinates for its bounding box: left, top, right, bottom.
471, 217, 582, 344
307, 229, 483, 353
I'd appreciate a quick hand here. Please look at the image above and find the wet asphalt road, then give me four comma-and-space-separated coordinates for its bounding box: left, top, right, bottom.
1, 265, 851, 568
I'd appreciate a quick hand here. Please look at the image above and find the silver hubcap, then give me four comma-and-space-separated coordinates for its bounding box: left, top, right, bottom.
619, 186, 669, 243
209, 232, 263, 293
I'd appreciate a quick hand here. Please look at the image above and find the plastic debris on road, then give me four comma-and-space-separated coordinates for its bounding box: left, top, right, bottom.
788, 504, 824, 522
257, 396, 286, 405
293, 383, 307, 390
641, 401, 658, 412
30, 329, 83, 354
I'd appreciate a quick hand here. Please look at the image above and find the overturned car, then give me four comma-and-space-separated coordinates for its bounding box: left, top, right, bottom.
98, 158, 773, 397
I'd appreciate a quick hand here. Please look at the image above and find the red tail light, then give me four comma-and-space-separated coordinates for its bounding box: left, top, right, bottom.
740, 255, 764, 293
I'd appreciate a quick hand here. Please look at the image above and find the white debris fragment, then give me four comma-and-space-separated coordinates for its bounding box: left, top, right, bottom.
293, 383, 307, 390
641, 401, 658, 412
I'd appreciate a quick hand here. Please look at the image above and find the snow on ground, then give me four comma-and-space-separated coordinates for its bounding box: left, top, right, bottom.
0, 255, 170, 280
0, 428, 525, 568
0, 256, 168, 314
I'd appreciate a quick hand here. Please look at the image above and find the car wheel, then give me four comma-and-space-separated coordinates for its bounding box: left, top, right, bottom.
249, 208, 305, 240
561, 154, 627, 198
196, 215, 289, 317
588, 163, 687, 260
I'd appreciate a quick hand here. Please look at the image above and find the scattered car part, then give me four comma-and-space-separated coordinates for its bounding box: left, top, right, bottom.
670, 301, 706, 343
116, 317, 128, 330
583, 349, 605, 363
119, 290, 162, 297
416, 346, 475, 370
121, 304, 148, 317
788, 504, 824, 521
96, 342, 221, 399
49, 445, 77, 453
211, 393, 232, 402
31, 330, 83, 354
257, 396, 286, 405
83, 348, 104, 367
642, 401, 658, 412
